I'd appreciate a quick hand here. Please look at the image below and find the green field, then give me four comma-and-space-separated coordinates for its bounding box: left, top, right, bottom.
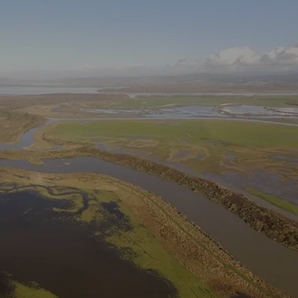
45, 119, 298, 176
46, 119, 298, 147
247, 188, 298, 216
110, 95, 296, 109
13, 282, 59, 298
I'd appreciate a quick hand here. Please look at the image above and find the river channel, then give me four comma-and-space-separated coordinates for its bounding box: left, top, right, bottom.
0, 119, 298, 297
0, 156, 298, 297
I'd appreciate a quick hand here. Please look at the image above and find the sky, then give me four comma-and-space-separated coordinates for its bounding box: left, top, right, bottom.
1, 0, 298, 76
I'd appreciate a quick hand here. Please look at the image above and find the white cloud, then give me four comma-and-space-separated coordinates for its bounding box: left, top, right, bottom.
203, 47, 259, 66
199, 45, 298, 73
3, 44, 298, 79
259, 46, 298, 64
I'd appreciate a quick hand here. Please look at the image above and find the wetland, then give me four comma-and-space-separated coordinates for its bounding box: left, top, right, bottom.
0, 171, 287, 298
0, 183, 176, 298
1, 92, 298, 297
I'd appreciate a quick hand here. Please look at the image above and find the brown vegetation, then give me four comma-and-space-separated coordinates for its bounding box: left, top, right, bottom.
92, 149, 298, 250
111, 176, 288, 298
29, 138, 298, 251
1, 141, 298, 252
0, 109, 45, 143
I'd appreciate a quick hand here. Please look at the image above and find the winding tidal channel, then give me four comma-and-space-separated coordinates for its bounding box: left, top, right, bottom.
1, 118, 298, 297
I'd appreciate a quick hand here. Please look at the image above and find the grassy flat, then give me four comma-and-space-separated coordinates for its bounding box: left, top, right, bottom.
44, 119, 298, 178
109, 95, 294, 109
46, 119, 298, 147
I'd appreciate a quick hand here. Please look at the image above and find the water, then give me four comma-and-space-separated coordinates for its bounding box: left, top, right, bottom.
1, 86, 298, 97
82, 104, 298, 121
273, 155, 298, 163
204, 170, 298, 206
0, 189, 175, 298
0, 86, 101, 95
1, 119, 298, 295
226, 154, 236, 161
140, 154, 298, 221
1, 117, 298, 208
112, 92, 298, 98
0, 124, 43, 151
222, 105, 298, 118
222, 105, 271, 115
224, 154, 236, 166
272, 107, 298, 115
0, 157, 297, 297
147, 105, 224, 119
0, 119, 55, 152
83, 108, 144, 115
77, 114, 298, 127
1, 116, 298, 207
81, 105, 222, 118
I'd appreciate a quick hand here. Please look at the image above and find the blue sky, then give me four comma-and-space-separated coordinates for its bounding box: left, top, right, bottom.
1, 0, 298, 72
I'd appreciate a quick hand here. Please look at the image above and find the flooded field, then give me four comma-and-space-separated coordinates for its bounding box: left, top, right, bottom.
93, 142, 298, 206
1, 117, 297, 208
222, 105, 271, 115
222, 105, 298, 118
0, 184, 176, 298
81, 104, 298, 121
272, 107, 298, 115
273, 155, 298, 162
204, 170, 298, 206
81, 105, 224, 119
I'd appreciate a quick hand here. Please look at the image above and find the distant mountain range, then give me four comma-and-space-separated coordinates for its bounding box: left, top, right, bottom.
2, 44, 298, 89
1, 70, 298, 86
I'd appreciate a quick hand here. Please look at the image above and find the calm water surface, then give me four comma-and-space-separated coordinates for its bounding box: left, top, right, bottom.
0, 157, 297, 297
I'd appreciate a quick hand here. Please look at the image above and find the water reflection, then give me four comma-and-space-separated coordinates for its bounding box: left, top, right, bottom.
222, 105, 298, 118
82, 104, 298, 120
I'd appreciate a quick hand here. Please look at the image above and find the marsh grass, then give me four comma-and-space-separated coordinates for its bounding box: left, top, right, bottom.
0, 169, 289, 298
1, 141, 298, 252
247, 188, 298, 216
46, 119, 298, 148
0, 109, 45, 144
44, 119, 298, 180
13, 282, 58, 298
109, 95, 295, 109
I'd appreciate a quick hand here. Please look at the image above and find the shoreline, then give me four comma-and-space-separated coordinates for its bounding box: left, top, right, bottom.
0, 168, 291, 298
0, 114, 298, 251
1, 144, 298, 252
